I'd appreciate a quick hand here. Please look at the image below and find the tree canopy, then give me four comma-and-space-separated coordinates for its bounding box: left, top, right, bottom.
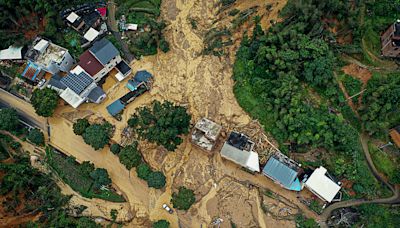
110, 143, 121, 154
0, 108, 19, 131
128, 100, 191, 151
90, 168, 112, 191
171, 186, 195, 210
137, 163, 152, 181
82, 122, 113, 150
30, 88, 59, 117
73, 118, 90, 136
27, 128, 45, 146
153, 219, 170, 228
118, 142, 142, 170
146, 171, 166, 189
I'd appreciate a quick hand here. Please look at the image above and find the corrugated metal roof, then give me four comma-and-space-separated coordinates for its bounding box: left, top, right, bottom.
262, 157, 299, 189
106, 100, 125, 116
87, 86, 105, 102
89, 38, 119, 65
220, 142, 260, 172
134, 70, 152, 82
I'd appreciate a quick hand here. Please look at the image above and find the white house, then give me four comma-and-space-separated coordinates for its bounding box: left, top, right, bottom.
304, 166, 341, 203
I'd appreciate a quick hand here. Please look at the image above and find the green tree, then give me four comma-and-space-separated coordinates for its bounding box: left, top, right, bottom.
82, 124, 112, 150
110, 143, 121, 154
171, 186, 195, 210
90, 168, 112, 191
27, 128, 45, 145
73, 118, 90, 135
30, 88, 59, 117
118, 142, 142, 169
79, 161, 95, 177
0, 108, 19, 131
128, 100, 191, 151
159, 38, 170, 53
110, 209, 118, 223
153, 219, 170, 228
146, 171, 166, 189
137, 163, 152, 180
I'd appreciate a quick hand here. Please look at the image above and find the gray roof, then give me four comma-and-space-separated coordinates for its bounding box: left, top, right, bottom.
220, 142, 251, 167
48, 74, 67, 90
60, 71, 94, 95
89, 38, 119, 65
262, 156, 299, 189
87, 86, 105, 102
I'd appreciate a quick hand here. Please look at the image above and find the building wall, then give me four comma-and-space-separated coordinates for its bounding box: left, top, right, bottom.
59, 51, 75, 72
92, 55, 122, 82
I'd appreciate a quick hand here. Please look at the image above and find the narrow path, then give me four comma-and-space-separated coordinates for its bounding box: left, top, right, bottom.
319, 133, 400, 227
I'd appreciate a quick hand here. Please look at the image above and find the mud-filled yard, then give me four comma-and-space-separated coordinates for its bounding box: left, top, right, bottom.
48, 0, 320, 227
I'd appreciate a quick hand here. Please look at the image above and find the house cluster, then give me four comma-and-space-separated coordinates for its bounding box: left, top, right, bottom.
191, 118, 342, 203
61, 2, 108, 47
19, 36, 131, 108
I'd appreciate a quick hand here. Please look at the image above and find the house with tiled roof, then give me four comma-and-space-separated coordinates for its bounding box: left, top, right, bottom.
78, 38, 131, 82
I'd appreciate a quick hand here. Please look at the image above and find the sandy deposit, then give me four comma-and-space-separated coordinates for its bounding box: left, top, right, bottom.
45, 0, 322, 227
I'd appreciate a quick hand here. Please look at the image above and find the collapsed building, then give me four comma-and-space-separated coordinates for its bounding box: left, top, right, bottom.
191, 118, 222, 151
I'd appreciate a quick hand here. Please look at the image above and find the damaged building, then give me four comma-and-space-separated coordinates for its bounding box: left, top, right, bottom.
191, 118, 222, 151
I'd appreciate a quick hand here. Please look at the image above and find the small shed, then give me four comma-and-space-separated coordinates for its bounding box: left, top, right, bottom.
107, 100, 125, 116
84, 28, 100, 42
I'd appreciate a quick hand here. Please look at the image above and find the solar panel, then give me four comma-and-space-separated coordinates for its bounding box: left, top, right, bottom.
61, 71, 94, 95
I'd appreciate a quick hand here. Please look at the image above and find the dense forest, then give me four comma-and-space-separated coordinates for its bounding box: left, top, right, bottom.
234, 0, 400, 198
0, 155, 100, 227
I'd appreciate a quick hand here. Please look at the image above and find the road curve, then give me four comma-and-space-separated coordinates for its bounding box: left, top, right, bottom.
319, 133, 400, 227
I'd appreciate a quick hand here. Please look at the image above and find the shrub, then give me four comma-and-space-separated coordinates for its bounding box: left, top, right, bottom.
28, 128, 45, 146
153, 219, 170, 228
73, 119, 90, 135
110, 143, 121, 154
146, 171, 166, 189
171, 186, 195, 210
159, 38, 170, 53
228, 9, 240, 16
0, 108, 19, 131
90, 168, 112, 191
137, 163, 152, 180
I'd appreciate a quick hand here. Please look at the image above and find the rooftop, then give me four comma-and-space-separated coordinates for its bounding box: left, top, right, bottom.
21, 61, 41, 81
226, 131, 254, 152
26, 38, 68, 67
262, 155, 301, 191
66, 12, 80, 23
84, 28, 99, 42
107, 99, 126, 116
78, 50, 103, 76
194, 118, 222, 141
220, 141, 260, 172
0, 46, 23, 60
60, 71, 94, 95
89, 38, 119, 65
305, 166, 341, 202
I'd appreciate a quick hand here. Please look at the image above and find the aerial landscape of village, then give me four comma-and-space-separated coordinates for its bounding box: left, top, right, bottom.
0, 0, 400, 227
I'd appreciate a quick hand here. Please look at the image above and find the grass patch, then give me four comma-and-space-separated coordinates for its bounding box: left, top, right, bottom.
369, 143, 398, 180
46, 148, 125, 202
340, 74, 362, 104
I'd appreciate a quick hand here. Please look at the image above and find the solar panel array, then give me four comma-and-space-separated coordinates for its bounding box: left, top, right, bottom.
61, 72, 94, 95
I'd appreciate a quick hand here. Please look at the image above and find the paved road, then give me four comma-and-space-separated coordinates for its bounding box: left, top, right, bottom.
0, 89, 47, 131
319, 133, 400, 227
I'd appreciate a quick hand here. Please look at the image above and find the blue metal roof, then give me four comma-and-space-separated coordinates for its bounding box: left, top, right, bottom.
89, 38, 119, 65
262, 157, 299, 190
126, 79, 141, 91
60, 71, 94, 95
106, 100, 125, 116
134, 70, 152, 82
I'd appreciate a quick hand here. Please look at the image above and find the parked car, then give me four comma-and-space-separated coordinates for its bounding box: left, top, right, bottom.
162, 203, 173, 214
37, 78, 46, 88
